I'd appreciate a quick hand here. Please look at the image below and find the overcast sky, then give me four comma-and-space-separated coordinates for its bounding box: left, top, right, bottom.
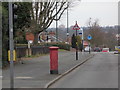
50, 0, 119, 28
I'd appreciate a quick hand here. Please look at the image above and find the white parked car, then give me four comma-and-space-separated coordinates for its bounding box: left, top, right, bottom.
84, 46, 92, 52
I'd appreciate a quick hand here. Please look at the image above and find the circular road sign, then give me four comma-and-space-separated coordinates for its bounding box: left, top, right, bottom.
87, 35, 92, 40
26, 32, 34, 41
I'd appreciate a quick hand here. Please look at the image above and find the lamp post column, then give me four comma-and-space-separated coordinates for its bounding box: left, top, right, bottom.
9, 2, 14, 89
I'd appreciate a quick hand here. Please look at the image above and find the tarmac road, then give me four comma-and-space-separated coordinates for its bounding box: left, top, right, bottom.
49, 52, 118, 88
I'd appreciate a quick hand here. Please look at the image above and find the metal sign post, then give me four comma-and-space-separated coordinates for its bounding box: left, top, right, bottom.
73, 21, 80, 60
76, 28, 78, 60
81, 28, 84, 51
88, 42, 91, 54
79, 28, 84, 51
9, 2, 14, 89
87, 35, 92, 54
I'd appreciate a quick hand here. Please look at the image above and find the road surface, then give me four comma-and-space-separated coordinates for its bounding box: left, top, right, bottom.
49, 52, 118, 88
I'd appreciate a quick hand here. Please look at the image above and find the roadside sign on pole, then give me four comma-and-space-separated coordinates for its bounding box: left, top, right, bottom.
87, 35, 92, 40
26, 32, 34, 41
79, 32, 82, 35
87, 35, 92, 54
72, 21, 80, 60
72, 23, 80, 30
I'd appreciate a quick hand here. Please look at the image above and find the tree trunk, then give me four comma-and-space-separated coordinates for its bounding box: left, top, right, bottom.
34, 34, 38, 45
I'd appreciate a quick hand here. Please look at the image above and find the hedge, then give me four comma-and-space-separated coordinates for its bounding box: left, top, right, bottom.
44, 42, 71, 51
16, 42, 71, 51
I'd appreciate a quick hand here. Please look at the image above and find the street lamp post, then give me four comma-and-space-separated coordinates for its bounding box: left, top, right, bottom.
0, 2, 2, 68
45, 30, 49, 45
9, 2, 14, 89
66, 2, 69, 43
56, 2, 58, 42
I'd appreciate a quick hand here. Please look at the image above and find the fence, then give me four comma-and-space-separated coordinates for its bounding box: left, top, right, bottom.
31, 46, 49, 55
16, 46, 27, 58
16, 46, 49, 58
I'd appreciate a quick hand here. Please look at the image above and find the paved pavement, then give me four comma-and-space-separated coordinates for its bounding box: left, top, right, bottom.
49, 52, 118, 88
2, 51, 93, 88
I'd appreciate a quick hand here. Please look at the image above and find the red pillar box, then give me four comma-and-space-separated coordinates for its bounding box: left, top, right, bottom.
49, 47, 59, 74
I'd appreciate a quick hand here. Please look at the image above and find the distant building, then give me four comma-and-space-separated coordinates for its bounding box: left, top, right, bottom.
38, 31, 64, 43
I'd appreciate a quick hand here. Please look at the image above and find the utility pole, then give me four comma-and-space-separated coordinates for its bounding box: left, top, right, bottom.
9, 2, 14, 89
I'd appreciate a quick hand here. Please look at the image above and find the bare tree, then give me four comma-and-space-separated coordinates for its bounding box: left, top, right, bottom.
87, 18, 105, 47
86, 18, 117, 50
29, 1, 71, 34
26, 0, 80, 43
